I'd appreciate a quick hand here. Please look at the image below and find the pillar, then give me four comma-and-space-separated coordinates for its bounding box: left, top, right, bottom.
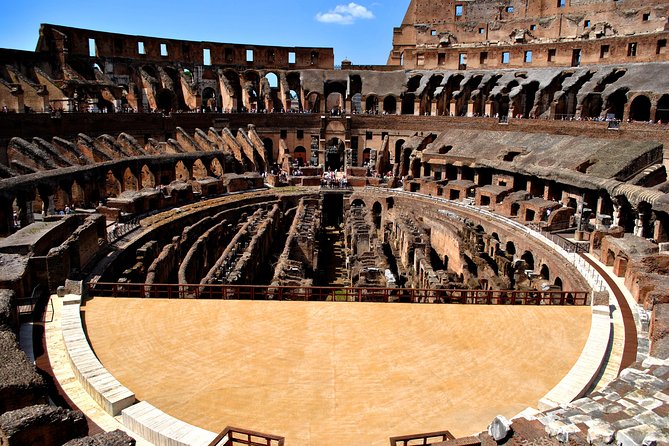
414, 99, 421, 116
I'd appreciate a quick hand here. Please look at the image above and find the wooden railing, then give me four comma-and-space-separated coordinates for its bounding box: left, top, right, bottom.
88, 282, 589, 306
209, 426, 284, 446
389, 430, 455, 446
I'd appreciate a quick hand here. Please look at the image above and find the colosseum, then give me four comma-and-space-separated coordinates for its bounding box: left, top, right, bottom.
1, 1, 669, 445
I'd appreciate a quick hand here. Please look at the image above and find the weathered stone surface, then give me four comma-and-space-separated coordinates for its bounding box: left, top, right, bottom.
0, 290, 18, 333
0, 405, 87, 446
587, 423, 615, 445
487, 415, 512, 442
62, 430, 136, 446
651, 304, 669, 360
0, 330, 47, 414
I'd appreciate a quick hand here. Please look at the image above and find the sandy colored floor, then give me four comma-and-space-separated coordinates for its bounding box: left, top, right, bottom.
82, 298, 591, 446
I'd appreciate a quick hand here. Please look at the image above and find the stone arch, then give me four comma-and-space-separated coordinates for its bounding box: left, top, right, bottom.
521, 250, 535, 271
656, 94, 669, 123
326, 92, 344, 114
201, 87, 218, 112
264, 72, 282, 111
123, 167, 139, 191
554, 277, 563, 290
351, 93, 363, 114
372, 201, 382, 230
365, 95, 379, 113
351, 198, 366, 208
222, 70, 243, 112
401, 93, 415, 115
325, 137, 345, 171
394, 139, 405, 165
243, 70, 262, 112
175, 160, 190, 181
604, 89, 627, 120
141, 164, 156, 189
156, 88, 176, 112
539, 264, 550, 280
505, 241, 516, 256
306, 92, 321, 113
210, 158, 224, 177
192, 159, 208, 180
286, 72, 302, 111
105, 170, 122, 197
383, 96, 397, 114
294, 146, 307, 166
71, 180, 86, 207
580, 93, 603, 119
629, 95, 651, 122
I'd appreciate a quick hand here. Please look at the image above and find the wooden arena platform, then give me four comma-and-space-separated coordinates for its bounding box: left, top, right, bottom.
82, 298, 591, 446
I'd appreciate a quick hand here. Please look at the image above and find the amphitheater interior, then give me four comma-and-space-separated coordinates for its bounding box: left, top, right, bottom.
1, 1, 669, 445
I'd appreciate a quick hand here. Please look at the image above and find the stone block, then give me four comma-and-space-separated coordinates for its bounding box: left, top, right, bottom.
62, 429, 136, 446
0, 330, 48, 413
618, 425, 663, 446
487, 415, 512, 442
0, 289, 18, 333
587, 423, 615, 445
0, 405, 87, 446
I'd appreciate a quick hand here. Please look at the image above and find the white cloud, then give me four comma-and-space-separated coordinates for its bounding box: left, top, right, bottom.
316, 3, 375, 25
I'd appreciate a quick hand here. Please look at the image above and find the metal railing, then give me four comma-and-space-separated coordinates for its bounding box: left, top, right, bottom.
389, 430, 456, 446
107, 217, 140, 243
89, 282, 589, 306
209, 426, 284, 446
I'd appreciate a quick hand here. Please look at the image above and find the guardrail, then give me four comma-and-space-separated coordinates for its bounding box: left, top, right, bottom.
208, 426, 284, 446
389, 430, 455, 446
88, 282, 588, 305
107, 217, 140, 243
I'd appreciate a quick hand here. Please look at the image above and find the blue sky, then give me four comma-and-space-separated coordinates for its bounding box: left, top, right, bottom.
0, 1, 408, 65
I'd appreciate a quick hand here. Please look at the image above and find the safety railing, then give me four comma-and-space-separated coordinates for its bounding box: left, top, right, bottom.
88, 282, 589, 306
209, 426, 284, 446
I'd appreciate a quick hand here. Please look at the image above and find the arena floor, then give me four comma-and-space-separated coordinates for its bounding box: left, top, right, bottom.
82, 298, 592, 446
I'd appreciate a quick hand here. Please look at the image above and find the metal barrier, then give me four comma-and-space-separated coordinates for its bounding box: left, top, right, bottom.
209, 426, 284, 446
107, 217, 140, 243
389, 430, 455, 446
88, 282, 589, 306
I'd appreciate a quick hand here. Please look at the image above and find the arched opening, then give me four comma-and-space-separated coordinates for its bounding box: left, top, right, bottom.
605, 89, 628, 120
123, 167, 139, 191
97, 96, 115, 113
156, 89, 176, 113
386, 197, 394, 209
105, 170, 121, 197
656, 94, 669, 123
243, 71, 262, 112
306, 92, 321, 113
294, 146, 307, 166
521, 251, 535, 271
366, 95, 378, 114
262, 138, 274, 165
505, 241, 516, 256
289, 90, 300, 111
175, 160, 189, 182
394, 139, 405, 165
325, 138, 345, 171
326, 92, 344, 115
202, 87, 217, 112
540, 264, 550, 280
351, 198, 366, 208
362, 148, 372, 166
192, 159, 208, 180
71, 181, 86, 207
383, 96, 397, 114
372, 201, 382, 230
511, 203, 520, 216
401, 93, 415, 115
553, 277, 563, 290
265, 72, 278, 88
210, 158, 224, 177
351, 93, 363, 114
580, 93, 603, 119
629, 95, 651, 122
222, 70, 243, 112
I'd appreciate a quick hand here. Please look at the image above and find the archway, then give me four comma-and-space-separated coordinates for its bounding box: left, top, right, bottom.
366, 95, 378, 114
351, 93, 363, 114
325, 138, 345, 171
401, 93, 415, 115
505, 241, 516, 256
141, 165, 155, 189
383, 96, 397, 114
372, 201, 382, 230
362, 148, 372, 166
289, 90, 300, 111
294, 146, 307, 166
629, 95, 651, 121
656, 94, 669, 123
123, 167, 139, 191
210, 158, 224, 177
202, 87, 217, 112
156, 89, 176, 112
521, 251, 535, 271
540, 264, 550, 280
580, 93, 603, 119
326, 92, 343, 115
306, 92, 321, 113
105, 170, 121, 197
605, 89, 627, 120
175, 161, 189, 181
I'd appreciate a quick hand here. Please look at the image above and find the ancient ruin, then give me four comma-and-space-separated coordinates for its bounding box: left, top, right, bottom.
1, 0, 669, 445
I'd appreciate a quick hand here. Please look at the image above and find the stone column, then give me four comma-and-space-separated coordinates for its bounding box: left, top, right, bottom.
414, 99, 421, 116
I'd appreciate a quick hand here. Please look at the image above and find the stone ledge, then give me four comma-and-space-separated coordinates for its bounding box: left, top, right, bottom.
121, 401, 217, 446
60, 294, 136, 416
538, 305, 612, 411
